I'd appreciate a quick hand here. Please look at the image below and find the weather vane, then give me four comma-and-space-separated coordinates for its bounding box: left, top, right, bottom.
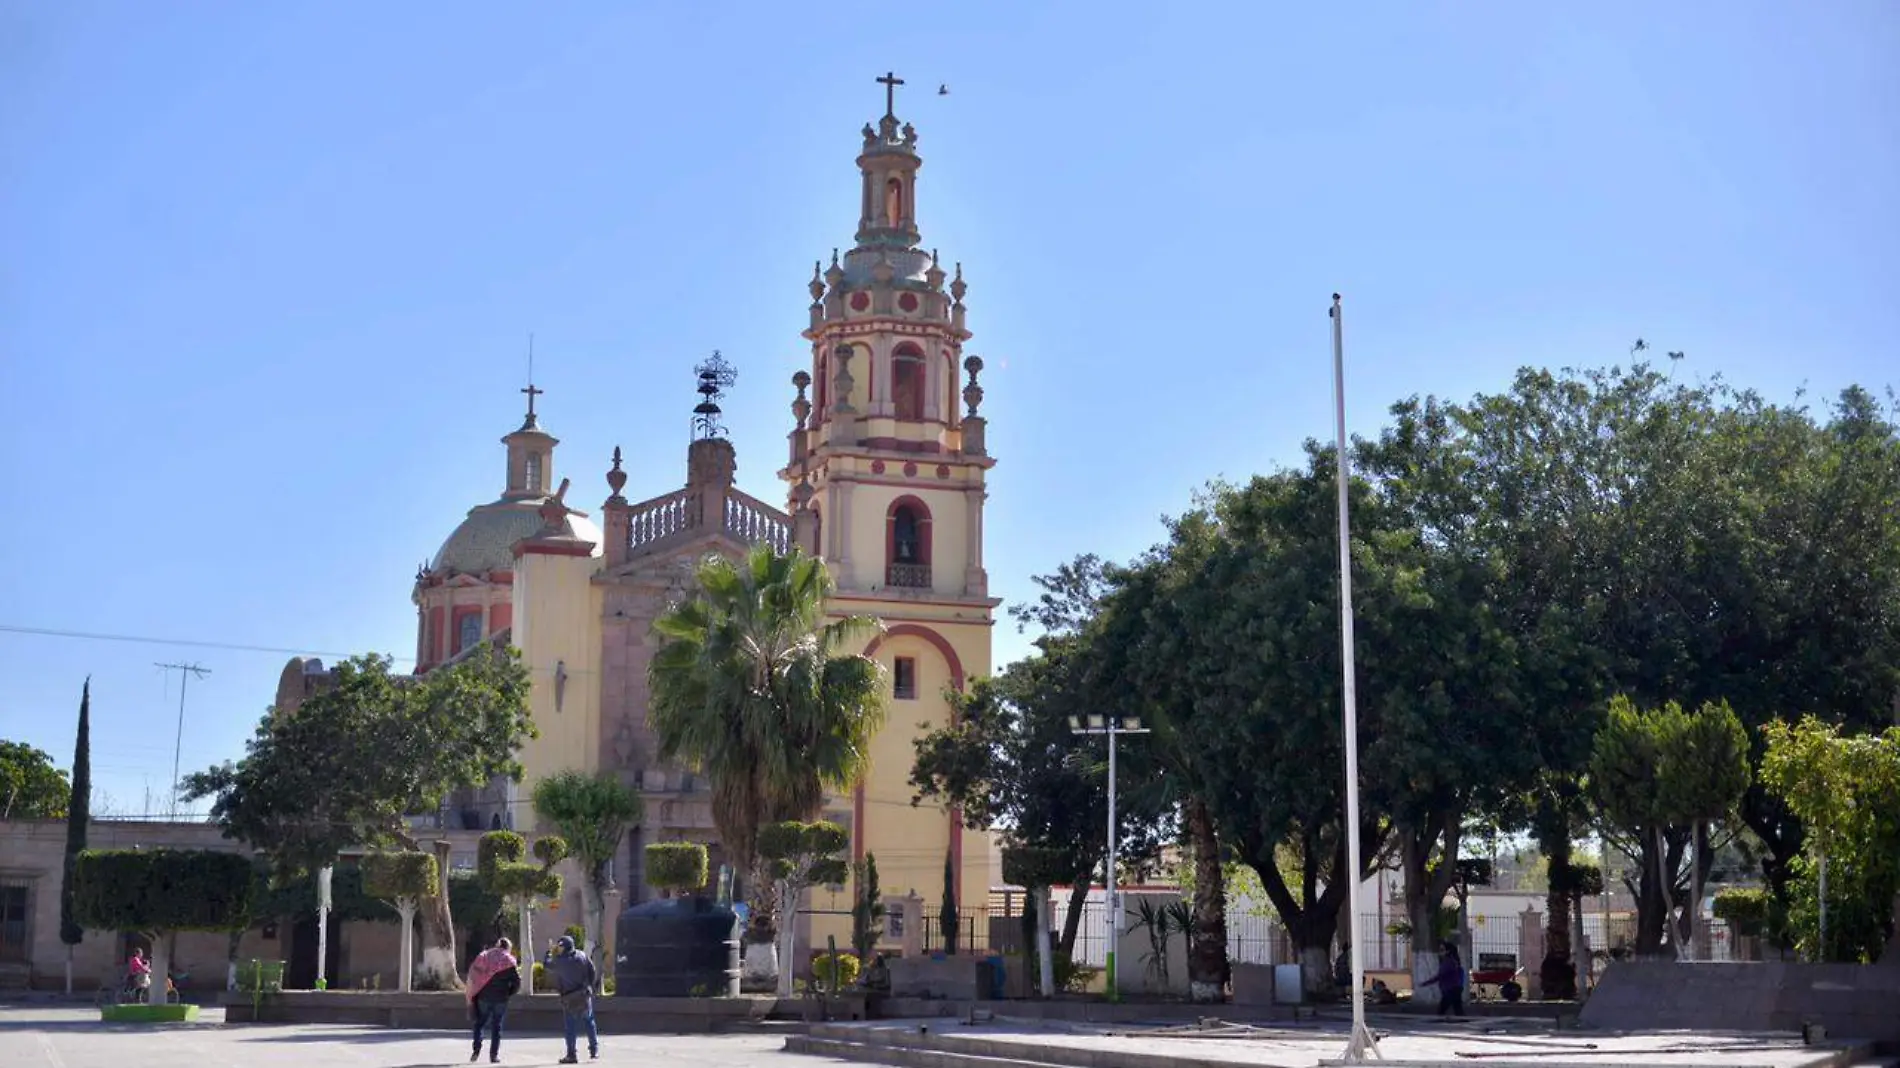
692, 350, 738, 439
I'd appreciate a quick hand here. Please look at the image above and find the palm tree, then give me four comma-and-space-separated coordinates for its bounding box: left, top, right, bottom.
647, 543, 885, 983
532, 770, 644, 974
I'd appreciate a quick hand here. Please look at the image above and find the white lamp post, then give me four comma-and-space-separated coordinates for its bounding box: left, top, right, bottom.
1068, 713, 1149, 1001
1330, 294, 1378, 1061
315, 864, 333, 991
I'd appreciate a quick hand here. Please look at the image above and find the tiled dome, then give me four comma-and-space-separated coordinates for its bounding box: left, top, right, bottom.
430, 498, 603, 575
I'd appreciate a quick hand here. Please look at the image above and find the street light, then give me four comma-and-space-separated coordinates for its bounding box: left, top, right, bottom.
1068, 713, 1149, 1002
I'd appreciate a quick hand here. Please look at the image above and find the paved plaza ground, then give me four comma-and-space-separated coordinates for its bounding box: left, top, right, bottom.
2, 1003, 1882, 1068
798, 1015, 1880, 1068
0, 1004, 840, 1068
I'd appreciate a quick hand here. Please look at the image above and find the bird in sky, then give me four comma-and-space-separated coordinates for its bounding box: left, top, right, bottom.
938, 84, 949, 95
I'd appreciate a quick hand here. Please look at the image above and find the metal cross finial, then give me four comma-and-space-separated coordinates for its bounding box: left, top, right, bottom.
522, 334, 543, 417
877, 71, 905, 117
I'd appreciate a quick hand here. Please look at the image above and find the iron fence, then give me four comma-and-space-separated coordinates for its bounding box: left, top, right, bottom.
831, 897, 1742, 978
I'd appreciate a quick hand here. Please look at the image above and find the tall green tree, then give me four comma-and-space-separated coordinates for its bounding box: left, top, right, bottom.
183, 649, 535, 988
647, 543, 885, 984
1760, 717, 1900, 962
850, 853, 884, 966
532, 770, 644, 967
914, 556, 1171, 969
0, 740, 68, 819
1363, 364, 1900, 979
1093, 528, 1233, 1002
1589, 696, 1751, 956
1140, 456, 1422, 995
58, 679, 91, 995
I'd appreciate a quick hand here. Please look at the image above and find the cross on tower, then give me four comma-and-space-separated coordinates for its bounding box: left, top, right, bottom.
522, 335, 543, 417
877, 71, 905, 118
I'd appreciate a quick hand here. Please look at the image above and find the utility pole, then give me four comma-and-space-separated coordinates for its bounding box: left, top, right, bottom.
155, 662, 211, 819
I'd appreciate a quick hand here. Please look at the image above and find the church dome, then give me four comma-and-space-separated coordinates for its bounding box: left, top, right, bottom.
430, 498, 603, 575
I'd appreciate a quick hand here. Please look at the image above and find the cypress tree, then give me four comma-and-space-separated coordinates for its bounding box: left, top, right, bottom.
940, 850, 959, 954
59, 678, 91, 991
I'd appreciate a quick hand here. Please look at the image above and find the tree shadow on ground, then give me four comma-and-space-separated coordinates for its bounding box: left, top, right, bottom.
233, 1028, 461, 1044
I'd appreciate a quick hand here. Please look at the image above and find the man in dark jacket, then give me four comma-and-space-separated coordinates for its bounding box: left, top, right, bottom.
543, 935, 599, 1063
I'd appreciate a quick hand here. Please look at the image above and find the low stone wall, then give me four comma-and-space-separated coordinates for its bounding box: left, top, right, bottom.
221, 990, 792, 1032
888, 956, 988, 1000
1580, 960, 1900, 1042
875, 996, 1298, 1024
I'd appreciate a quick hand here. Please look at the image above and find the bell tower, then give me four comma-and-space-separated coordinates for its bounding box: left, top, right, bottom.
779, 72, 998, 922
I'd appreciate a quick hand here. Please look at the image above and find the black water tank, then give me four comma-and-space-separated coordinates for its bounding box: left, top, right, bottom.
613, 896, 740, 997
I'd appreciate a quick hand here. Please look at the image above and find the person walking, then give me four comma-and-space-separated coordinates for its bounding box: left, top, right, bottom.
542, 935, 599, 1064
1418, 940, 1468, 1018
465, 937, 521, 1063
126, 948, 152, 1003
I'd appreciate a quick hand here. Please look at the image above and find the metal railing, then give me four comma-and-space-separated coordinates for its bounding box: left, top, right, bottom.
885, 562, 932, 588
919, 906, 1011, 955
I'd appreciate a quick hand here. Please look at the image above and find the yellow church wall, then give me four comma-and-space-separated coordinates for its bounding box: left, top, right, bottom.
510, 551, 604, 809
801, 599, 996, 959
836, 480, 979, 597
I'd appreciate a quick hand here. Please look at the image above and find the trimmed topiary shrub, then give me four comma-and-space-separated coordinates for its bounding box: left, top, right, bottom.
478, 831, 566, 972
1000, 845, 1071, 892
360, 851, 439, 992
811, 951, 859, 991
361, 851, 439, 901
646, 842, 710, 897
1714, 888, 1771, 937
73, 849, 255, 1010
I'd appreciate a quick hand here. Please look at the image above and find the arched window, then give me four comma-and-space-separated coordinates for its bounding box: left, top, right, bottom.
457, 612, 483, 653
525, 451, 544, 494
885, 177, 903, 227
885, 498, 931, 588
892, 345, 925, 421
893, 506, 921, 562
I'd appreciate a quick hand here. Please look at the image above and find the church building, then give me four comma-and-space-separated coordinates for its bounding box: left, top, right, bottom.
399, 78, 1000, 961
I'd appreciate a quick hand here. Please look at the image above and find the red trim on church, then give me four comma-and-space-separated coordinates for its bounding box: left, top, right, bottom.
884, 496, 934, 572
516, 542, 595, 557
862, 624, 966, 886
863, 624, 964, 688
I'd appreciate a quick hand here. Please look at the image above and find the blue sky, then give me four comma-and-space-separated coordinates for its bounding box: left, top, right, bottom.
2, 2, 1894, 816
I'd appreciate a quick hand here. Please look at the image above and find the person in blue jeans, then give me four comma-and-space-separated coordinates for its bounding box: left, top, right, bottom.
542, 935, 599, 1063
464, 937, 521, 1063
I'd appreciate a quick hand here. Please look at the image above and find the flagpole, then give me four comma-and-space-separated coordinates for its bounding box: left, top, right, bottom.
1332, 293, 1379, 1062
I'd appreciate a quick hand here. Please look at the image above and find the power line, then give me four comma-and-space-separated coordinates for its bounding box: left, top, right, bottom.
0, 623, 414, 664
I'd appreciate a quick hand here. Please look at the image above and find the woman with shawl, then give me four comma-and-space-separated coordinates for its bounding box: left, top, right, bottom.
465, 937, 521, 1063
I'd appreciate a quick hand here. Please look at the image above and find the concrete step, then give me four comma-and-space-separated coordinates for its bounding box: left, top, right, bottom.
792, 1023, 1310, 1068
785, 1033, 1067, 1068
